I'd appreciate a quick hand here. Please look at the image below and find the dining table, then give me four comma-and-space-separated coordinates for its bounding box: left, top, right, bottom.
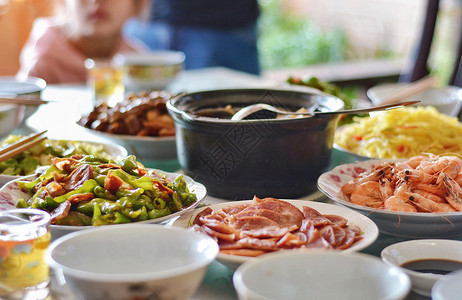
7, 66, 459, 300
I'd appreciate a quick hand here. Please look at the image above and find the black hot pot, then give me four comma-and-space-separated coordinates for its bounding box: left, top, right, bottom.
166, 88, 344, 200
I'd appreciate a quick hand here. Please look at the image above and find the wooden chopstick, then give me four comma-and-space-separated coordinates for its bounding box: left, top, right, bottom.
0, 97, 49, 106
0, 131, 47, 162
379, 76, 438, 105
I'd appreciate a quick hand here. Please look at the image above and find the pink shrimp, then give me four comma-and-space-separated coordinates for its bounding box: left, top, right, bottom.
409, 192, 457, 213
439, 173, 462, 211
349, 181, 385, 208
341, 163, 392, 196
383, 196, 417, 212
397, 168, 436, 184
405, 155, 429, 169
417, 155, 462, 179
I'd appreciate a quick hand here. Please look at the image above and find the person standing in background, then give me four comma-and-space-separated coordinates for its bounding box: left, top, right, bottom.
123, 0, 261, 75
17, 0, 148, 84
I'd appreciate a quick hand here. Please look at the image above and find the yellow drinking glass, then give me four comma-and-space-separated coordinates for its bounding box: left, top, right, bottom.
85, 58, 125, 107
0, 209, 51, 299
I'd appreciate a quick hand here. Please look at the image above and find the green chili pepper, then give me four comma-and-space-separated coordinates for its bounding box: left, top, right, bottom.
53, 179, 98, 204
148, 207, 170, 219
110, 169, 154, 191
118, 155, 138, 174
17, 165, 62, 192
55, 211, 92, 226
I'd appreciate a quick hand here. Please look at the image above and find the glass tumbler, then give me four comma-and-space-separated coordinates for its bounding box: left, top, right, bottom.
0, 209, 51, 299
85, 58, 125, 107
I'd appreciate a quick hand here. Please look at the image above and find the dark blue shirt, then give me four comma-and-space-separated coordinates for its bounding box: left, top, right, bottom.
151, 0, 260, 29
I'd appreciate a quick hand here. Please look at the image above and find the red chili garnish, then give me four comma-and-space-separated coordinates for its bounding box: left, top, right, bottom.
397, 145, 405, 152
354, 136, 363, 141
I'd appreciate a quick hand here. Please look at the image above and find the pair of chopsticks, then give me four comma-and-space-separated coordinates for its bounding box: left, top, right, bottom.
378, 76, 438, 105
0, 97, 49, 106
0, 130, 47, 163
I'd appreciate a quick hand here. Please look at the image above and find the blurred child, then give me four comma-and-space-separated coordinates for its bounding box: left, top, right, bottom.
17, 0, 148, 84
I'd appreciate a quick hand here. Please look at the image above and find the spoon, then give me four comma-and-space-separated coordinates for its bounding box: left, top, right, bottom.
230, 100, 421, 121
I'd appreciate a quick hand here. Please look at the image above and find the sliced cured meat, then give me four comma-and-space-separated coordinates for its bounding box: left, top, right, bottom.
192, 207, 213, 225
230, 215, 281, 231
276, 232, 307, 248
220, 249, 268, 257
302, 206, 332, 227
252, 196, 304, 227
221, 203, 251, 215
324, 214, 348, 227
202, 225, 236, 242
237, 237, 279, 251
190, 198, 363, 257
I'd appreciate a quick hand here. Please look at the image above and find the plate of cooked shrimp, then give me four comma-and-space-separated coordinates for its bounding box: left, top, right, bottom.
317, 154, 462, 238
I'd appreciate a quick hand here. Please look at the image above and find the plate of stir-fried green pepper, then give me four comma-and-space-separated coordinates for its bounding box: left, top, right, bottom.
0, 154, 206, 239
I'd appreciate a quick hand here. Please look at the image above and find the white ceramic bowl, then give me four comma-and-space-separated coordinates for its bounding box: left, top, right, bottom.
0, 76, 46, 122
381, 239, 462, 297
432, 269, 462, 300
367, 83, 462, 117
173, 199, 379, 270
233, 251, 411, 300
79, 127, 177, 160
46, 224, 219, 300
116, 51, 185, 91
317, 159, 462, 238
0, 103, 23, 138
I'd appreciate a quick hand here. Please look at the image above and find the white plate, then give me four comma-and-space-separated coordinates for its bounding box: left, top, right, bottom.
173, 199, 379, 270
317, 160, 462, 238
0, 140, 128, 187
367, 83, 462, 117
78, 125, 177, 161
0, 169, 206, 240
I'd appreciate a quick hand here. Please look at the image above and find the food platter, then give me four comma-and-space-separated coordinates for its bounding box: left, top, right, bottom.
317, 160, 462, 238
173, 199, 379, 270
0, 140, 128, 187
0, 169, 206, 240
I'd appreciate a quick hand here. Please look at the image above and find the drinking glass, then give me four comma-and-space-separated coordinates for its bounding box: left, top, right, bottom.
0, 209, 51, 300
85, 58, 125, 107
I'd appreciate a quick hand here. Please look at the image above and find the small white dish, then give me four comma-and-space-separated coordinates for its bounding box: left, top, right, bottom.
317, 159, 462, 238
46, 224, 219, 300
173, 199, 379, 270
432, 269, 462, 300
233, 251, 411, 300
367, 83, 462, 117
381, 239, 462, 297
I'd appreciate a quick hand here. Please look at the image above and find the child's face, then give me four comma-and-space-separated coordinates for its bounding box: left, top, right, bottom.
65, 0, 142, 38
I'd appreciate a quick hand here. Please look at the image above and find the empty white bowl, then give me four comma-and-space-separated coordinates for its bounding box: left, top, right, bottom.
367, 83, 462, 117
46, 224, 219, 300
116, 51, 185, 91
432, 269, 462, 300
233, 251, 411, 300
381, 239, 462, 297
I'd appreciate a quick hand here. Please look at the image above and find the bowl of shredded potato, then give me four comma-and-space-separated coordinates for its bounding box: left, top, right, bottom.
334, 106, 462, 159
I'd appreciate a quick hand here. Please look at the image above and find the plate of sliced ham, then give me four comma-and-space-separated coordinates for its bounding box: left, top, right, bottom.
173, 196, 379, 270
